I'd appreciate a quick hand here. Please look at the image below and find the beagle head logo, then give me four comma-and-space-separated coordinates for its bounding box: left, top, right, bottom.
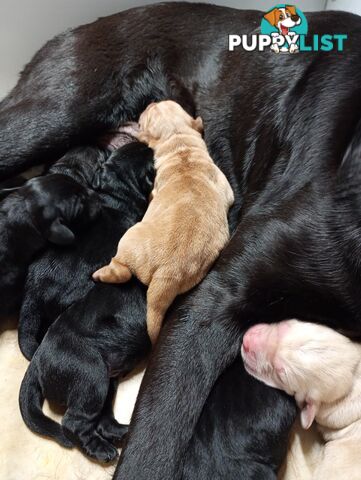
262, 4, 306, 54
264, 6, 301, 36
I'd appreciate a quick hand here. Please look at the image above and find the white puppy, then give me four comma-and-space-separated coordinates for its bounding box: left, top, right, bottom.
241, 320, 361, 480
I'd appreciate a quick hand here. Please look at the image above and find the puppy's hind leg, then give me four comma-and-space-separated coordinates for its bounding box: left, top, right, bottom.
93, 258, 132, 284
96, 379, 128, 446
18, 293, 46, 360
147, 275, 180, 345
62, 361, 118, 463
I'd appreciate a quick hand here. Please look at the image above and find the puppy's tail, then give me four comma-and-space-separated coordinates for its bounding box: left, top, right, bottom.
19, 362, 73, 448
146, 276, 179, 345
93, 258, 132, 284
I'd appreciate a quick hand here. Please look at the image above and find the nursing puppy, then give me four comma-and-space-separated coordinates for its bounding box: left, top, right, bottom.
18, 138, 154, 360
93, 100, 234, 343
0, 173, 100, 316
241, 320, 361, 480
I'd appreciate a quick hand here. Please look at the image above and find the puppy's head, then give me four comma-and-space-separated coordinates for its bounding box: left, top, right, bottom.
50, 146, 111, 188
138, 100, 203, 146
94, 141, 155, 201
24, 175, 101, 245
241, 320, 360, 429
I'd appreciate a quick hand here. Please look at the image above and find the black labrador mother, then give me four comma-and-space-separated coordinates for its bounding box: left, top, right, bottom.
2, 3, 361, 479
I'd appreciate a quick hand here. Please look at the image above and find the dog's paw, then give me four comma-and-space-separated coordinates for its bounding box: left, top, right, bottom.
96, 417, 128, 445
84, 435, 119, 463
270, 44, 280, 54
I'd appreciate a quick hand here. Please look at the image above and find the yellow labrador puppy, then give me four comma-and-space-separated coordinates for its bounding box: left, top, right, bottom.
241, 320, 361, 480
93, 100, 234, 343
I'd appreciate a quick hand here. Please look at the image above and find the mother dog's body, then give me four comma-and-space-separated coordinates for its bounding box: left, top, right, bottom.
1, 3, 361, 480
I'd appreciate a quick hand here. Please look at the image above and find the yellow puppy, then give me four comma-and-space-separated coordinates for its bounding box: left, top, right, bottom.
93, 100, 234, 344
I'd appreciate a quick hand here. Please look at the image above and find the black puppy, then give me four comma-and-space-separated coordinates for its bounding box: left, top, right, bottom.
0, 174, 100, 316
20, 282, 149, 462
18, 138, 152, 359
18, 140, 153, 462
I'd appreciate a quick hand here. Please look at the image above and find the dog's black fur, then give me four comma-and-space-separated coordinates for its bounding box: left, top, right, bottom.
182, 359, 296, 480
19, 141, 154, 462
2, 3, 361, 479
18, 141, 154, 360
0, 174, 100, 316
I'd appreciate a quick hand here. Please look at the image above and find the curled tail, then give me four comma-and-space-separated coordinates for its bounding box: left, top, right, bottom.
93, 257, 132, 284
146, 276, 180, 345
19, 362, 73, 448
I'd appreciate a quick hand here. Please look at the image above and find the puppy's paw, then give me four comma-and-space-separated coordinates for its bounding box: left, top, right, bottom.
92, 266, 109, 282
92, 261, 132, 284
84, 435, 119, 463
96, 417, 128, 445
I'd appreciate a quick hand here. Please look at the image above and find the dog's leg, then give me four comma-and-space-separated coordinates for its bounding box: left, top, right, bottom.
0, 91, 116, 180
93, 258, 132, 284
0, 27, 195, 180
18, 293, 47, 360
96, 379, 128, 445
62, 364, 118, 463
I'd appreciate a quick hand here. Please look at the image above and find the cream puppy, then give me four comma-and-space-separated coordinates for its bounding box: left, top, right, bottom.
241, 320, 361, 480
93, 100, 234, 344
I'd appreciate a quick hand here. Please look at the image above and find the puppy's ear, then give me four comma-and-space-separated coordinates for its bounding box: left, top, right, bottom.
192, 116, 203, 134
286, 5, 297, 16
300, 400, 319, 429
264, 8, 277, 26
48, 218, 75, 245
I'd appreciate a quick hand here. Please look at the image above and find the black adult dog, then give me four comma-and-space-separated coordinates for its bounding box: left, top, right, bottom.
0, 174, 100, 316
18, 140, 154, 359
2, 3, 361, 479
19, 140, 154, 462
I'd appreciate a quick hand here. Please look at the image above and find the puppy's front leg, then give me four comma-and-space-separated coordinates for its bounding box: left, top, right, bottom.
93, 258, 132, 284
